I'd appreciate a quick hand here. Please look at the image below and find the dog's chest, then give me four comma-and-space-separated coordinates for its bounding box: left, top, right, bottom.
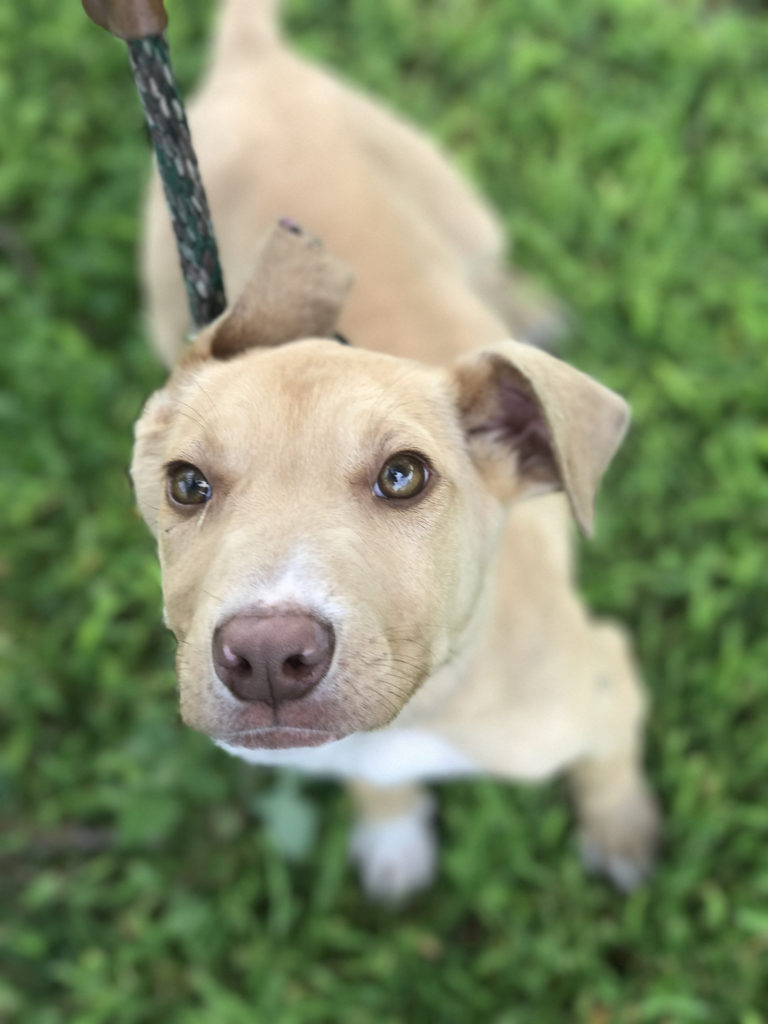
219, 728, 479, 786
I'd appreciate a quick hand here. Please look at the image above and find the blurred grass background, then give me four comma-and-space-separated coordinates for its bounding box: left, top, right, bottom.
2, 0, 768, 1020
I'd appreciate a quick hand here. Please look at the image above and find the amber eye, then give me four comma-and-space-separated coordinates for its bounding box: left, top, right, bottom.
374, 452, 430, 501
167, 463, 212, 506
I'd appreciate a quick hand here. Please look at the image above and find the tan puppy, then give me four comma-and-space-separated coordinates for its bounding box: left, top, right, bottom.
132, 0, 660, 900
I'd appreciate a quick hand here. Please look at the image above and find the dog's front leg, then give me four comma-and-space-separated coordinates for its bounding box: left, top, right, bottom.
570, 748, 661, 892
568, 624, 662, 891
347, 779, 437, 902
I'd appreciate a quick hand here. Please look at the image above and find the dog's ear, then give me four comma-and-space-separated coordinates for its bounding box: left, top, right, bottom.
130, 387, 176, 536
453, 340, 629, 536
203, 222, 354, 360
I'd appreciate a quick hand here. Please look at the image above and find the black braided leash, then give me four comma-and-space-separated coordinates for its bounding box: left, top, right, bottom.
127, 35, 226, 326
84, 0, 227, 329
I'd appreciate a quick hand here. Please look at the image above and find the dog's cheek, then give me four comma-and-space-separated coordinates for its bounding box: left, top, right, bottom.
157, 534, 212, 643
130, 389, 176, 536
373, 499, 475, 675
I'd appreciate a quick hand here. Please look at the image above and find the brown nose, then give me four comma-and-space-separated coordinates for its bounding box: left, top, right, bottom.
212, 613, 334, 705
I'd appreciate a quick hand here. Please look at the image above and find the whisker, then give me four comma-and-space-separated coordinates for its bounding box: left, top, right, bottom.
188, 379, 220, 420
171, 398, 211, 434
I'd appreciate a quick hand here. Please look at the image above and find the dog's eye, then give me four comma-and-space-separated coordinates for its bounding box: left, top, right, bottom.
167, 463, 212, 507
374, 452, 430, 501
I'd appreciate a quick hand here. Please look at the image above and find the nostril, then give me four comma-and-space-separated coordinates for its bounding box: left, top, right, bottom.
219, 642, 252, 684
213, 613, 335, 705
284, 653, 308, 674
221, 642, 244, 667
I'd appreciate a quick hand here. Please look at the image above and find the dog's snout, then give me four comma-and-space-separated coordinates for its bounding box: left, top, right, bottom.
213, 613, 334, 705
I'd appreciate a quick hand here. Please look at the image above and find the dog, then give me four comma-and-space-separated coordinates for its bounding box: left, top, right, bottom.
131, 0, 660, 901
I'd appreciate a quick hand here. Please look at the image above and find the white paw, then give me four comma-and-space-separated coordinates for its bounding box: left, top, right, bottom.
579, 782, 662, 891
349, 794, 437, 902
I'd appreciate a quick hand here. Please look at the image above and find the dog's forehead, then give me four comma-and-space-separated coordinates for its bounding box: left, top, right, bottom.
171, 339, 459, 453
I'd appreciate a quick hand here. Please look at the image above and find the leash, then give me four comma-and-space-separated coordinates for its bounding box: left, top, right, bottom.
83, 0, 353, 349
83, 0, 227, 328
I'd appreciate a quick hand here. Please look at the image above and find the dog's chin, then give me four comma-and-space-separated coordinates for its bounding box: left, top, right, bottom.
218, 726, 345, 750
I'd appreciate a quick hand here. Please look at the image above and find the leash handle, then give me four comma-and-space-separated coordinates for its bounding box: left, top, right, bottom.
83, 0, 227, 329
82, 0, 167, 40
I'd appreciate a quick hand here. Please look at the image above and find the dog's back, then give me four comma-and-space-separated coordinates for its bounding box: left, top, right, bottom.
143, 0, 558, 366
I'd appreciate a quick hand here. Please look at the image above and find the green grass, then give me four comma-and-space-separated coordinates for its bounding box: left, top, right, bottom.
2, 0, 768, 1020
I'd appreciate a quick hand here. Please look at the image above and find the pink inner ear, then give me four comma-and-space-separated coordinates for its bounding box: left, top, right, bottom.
471, 369, 558, 484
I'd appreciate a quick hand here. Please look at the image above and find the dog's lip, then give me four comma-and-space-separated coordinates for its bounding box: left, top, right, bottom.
220, 726, 345, 750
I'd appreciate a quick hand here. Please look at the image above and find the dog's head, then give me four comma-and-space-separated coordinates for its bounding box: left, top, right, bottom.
131, 239, 628, 752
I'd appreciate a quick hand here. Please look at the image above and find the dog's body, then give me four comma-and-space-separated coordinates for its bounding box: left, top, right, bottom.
133, 0, 659, 900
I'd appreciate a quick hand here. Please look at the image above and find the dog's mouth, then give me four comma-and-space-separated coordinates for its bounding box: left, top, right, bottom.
218, 726, 345, 750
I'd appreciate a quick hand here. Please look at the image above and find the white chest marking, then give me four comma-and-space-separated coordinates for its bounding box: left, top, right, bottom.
218, 728, 479, 786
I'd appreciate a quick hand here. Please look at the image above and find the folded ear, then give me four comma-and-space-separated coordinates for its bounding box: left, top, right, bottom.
453, 340, 630, 536
204, 220, 353, 360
